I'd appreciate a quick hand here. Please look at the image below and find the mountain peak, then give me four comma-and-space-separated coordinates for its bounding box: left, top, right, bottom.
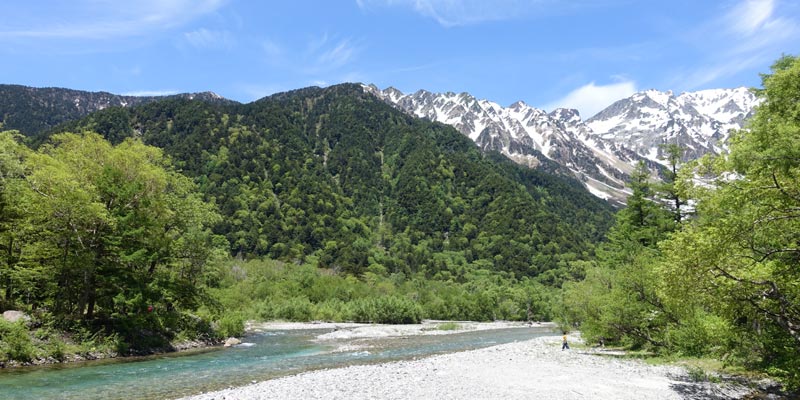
369, 83, 759, 204
383, 86, 403, 95
509, 100, 529, 110
586, 87, 759, 165
632, 89, 673, 108
548, 108, 581, 122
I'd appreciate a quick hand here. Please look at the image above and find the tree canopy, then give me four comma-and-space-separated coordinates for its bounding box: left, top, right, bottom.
565, 55, 800, 389
52, 84, 615, 281
1, 131, 226, 348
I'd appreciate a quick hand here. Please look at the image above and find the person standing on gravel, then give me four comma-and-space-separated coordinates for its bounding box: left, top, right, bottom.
562, 333, 569, 350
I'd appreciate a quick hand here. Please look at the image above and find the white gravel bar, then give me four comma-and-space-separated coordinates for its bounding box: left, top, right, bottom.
179, 330, 751, 400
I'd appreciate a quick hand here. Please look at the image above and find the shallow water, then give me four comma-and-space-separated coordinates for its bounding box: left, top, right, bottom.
0, 326, 555, 399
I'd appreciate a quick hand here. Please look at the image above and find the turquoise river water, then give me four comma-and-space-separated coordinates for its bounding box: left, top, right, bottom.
0, 326, 555, 400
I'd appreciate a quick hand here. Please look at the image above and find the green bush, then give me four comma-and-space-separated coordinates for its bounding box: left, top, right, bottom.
273, 297, 314, 321
351, 296, 422, 324
0, 320, 36, 362
312, 299, 351, 321
46, 337, 67, 361
253, 300, 275, 321
667, 312, 733, 357
216, 313, 245, 338
436, 322, 461, 331
176, 313, 215, 341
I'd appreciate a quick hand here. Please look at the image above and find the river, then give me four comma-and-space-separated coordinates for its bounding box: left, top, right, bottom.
0, 325, 555, 399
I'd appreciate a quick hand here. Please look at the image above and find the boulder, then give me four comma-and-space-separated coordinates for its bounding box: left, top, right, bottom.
2, 310, 30, 323
223, 337, 241, 347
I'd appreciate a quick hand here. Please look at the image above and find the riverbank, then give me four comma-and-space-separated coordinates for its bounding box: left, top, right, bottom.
0, 319, 536, 369
0, 336, 220, 369
180, 332, 758, 400
248, 320, 547, 338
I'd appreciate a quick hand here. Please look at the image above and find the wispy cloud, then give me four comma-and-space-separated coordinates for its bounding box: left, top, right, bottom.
0, 0, 226, 40
357, 0, 529, 26
183, 28, 235, 50
679, 55, 764, 90
302, 33, 362, 70
242, 33, 365, 102
262, 39, 284, 60
678, 0, 799, 88
261, 33, 362, 74
317, 38, 359, 68
542, 80, 637, 118
356, 0, 620, 27
725, 0, 774, 36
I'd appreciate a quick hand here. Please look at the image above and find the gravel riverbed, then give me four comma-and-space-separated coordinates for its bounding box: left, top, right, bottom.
179, 329, 753, 400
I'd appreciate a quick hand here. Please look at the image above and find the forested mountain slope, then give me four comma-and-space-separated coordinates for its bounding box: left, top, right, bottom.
53, 83, 614, 279
368, 85, 758, 204
0, 84, 235, 136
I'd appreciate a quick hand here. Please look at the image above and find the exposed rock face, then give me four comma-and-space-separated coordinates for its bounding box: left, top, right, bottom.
224, 337, 242, 347
2, 310, 30, 323
586, 88, 759, 163
365, 85, 758, 204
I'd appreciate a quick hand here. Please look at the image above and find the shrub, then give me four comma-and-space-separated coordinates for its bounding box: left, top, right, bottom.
176, 313, 215, 341
272, 297, 314, 321
312, 299, 350, 322
436, 322, 461, 331
0, 319, 36, 362
216, 313, 245, 338
46, 337, 67, 361
667, 312, 733, 357
351, 296, 422, 324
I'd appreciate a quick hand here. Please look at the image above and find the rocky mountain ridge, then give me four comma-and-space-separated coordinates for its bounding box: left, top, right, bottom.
0, 84, 236, 135
0, 82, 759, 204
364, 84, 759, 203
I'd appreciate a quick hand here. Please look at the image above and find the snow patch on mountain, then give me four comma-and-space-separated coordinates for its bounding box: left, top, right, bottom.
363, 84, 759, 204
586, 87, 759, 166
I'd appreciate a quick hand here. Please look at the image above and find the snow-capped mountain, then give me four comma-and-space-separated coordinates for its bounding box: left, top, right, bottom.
364, 84, 759, 204
586, 87, 758, 163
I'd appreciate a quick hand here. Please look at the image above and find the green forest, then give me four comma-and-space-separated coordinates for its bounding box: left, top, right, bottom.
1, 55, 799, 389
1, 82, 612, 361
563, 56, 800, 387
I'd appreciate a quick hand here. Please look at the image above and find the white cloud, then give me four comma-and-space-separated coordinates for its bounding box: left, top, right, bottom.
0, 0, 226, 39
542, 80, 637, 118
300, 34, 362, 74
357, 0, 532, 26
679, 55, 764, 89
726, 0, 774, 36
317, 38, 358, 68
183, 28, 234, 50
357, 0, 618, 27
679, 0, 799, 89
250, 33, 364, 96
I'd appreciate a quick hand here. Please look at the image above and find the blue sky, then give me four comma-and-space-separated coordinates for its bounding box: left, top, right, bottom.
1, 0, 798, 117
